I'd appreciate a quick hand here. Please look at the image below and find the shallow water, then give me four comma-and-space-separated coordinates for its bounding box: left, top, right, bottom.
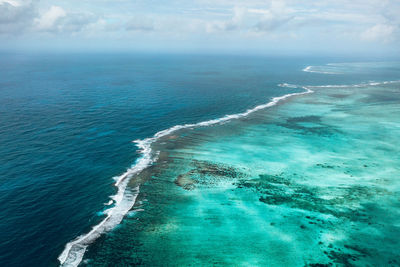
83, 80, 400, 266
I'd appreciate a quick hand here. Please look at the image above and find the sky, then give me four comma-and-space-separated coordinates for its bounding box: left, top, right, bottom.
0, 0, 399, 55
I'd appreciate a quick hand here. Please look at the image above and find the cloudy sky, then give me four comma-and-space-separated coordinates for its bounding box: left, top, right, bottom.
1, 0, 399, 54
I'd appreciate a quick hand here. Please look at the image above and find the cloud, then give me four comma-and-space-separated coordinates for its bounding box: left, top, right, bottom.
125, 17, 154, 31
361, 24, 397, 42
0, 0, 399, 52
205, 2, 296, 34
206, 6, 247, 32
34, 6, 98, 33
254, 15, 294, 32
252, 1, 300, 32
0, 0, 20, 6
35, 6, 66, 31
0, 0, 37, 34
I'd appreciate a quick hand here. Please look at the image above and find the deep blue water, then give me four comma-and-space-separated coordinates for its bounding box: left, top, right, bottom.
0, 53, 399, 266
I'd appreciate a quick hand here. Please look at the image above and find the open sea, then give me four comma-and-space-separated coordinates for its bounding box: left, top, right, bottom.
0, 54, 399, 266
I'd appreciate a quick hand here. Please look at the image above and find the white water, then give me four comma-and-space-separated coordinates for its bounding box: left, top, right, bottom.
308, 80, 400, 88
58, 85, 314, 267
303, 65, 340, 75
278, 83, 298, 88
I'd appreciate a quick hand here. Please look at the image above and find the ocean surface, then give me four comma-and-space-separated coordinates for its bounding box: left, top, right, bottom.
0, 54, 399, 266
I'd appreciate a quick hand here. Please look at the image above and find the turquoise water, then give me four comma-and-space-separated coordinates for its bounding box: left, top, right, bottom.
1, 55, 399, 266
74, 64, 400, 266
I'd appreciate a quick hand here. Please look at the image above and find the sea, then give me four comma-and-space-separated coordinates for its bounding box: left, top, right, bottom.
0, 53, 399, 266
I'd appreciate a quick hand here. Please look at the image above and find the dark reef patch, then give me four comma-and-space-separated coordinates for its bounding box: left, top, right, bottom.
326, 249, 360, 266
192, 160, 243, 178
286, 115, 322, 124
277, 115, 341, 136
175, 173, 197, 190
174, 160, 246, 190
305, 263, 332, 267
328, 93, 349, 99
237, 173, 389, 221
316, 163, 337, 169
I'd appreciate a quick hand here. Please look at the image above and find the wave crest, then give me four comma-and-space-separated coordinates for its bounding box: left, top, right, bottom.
307, 80, 400, 88
303, 65, 340, 75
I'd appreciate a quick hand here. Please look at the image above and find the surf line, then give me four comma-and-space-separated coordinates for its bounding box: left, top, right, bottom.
58, 85, 313, 267
302, 65, 339, 75
306, 80, 400, 88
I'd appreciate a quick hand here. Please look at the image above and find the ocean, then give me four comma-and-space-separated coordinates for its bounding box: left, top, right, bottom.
0, 54, 399, 266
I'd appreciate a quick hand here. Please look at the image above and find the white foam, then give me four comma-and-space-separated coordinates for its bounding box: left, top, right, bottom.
278, 83, 299, 88
302, 65, 339, 75
308, 80, 400, 89
58, 86, 314, 267
58, 185, 140, 267
104, 200, 113, 206
58, 150, 153, 267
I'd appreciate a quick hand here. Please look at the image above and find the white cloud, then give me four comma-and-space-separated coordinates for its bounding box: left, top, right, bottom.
0, 0, 21, 6
35, 6, 66, 31
206, 7, 247, 32
361, 24, 396, 42
0, 0, 399, 51
253, 4, 294, 32
0, 0, 36, 33
125, 17, 154, 31
33, 5, 99, 33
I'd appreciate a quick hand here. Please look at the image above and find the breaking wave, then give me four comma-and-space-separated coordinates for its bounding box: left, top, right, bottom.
303, 65, 341, 75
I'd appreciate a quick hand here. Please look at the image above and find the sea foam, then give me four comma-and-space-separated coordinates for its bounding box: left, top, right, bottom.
302, 65, 340, 75
58, 85, 313, 267
307, 80, 400, 88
